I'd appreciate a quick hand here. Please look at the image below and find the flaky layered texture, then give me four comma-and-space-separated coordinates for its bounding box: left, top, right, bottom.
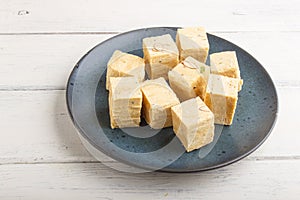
171, 97, 214, 152
176, 27, 209, 63
168, 56, 210, 102
106, 50, 145, 90
204, 74, 239, 125
143, 34, 179, 80
209, 51, 243, 91
109, 77, 142, 129
141, 78, 180, 129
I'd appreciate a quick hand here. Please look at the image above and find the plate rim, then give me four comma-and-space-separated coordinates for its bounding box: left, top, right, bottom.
65, 27, 279, 173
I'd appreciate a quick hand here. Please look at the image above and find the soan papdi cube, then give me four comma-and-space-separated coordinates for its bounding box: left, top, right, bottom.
141, 77, 180, 129
204, 74, 239, 125
143, 34, 179, 80
109, 77, 142, 129
106, 50, 145, 90
171, 97, 214, 152
176, 27, 210, 63
168, 56, 210, 102
209, 51, 243, 90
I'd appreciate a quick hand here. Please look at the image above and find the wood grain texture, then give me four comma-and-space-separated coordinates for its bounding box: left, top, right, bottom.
0, 90, 94, 164
0, 160, 299, 200
0, 0, 299, 198
0, 87, 297, 164
0, 0, 299, 33
0, 32, 299, 89
0, 34, 111, 89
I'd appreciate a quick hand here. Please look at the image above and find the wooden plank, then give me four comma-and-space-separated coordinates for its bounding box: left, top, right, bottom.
0, 90, 95, 164
0, 87, 298, 164
217, 32, 300, 82
0, 160, 299, 199
253, 87, 300, 157
0, 32, 299, 89
0, 34, 111, 89
0, 0, 299, 33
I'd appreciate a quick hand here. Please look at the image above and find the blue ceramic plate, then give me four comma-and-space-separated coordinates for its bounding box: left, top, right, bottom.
66, 27, 278, 172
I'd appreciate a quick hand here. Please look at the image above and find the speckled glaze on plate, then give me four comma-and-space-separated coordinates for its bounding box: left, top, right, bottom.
66, 27, 278, 172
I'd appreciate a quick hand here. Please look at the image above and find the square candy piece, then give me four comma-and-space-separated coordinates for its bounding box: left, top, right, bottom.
109, 77, 142, 129
176, 27, 210, 63
143, 34, 179, 80
106, 50, 145, 90
141, 77, 180, 129
204, 74, 239, 125
209, 51, 243, 90
171, 97, 214, 152
168, 56, 210, 102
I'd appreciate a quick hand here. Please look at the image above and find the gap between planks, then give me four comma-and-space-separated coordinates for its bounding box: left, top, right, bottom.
0, 87, 65, 91
1, 156, 300, 166
1, 30, 300, 36
1, 80, 300, 91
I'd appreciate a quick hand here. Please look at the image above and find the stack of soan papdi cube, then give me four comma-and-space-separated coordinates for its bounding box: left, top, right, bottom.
106, 51, 145, 129
106, 27, 243, 152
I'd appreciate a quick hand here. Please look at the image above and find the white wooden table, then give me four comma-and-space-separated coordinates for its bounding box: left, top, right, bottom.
1, 0, 299, 199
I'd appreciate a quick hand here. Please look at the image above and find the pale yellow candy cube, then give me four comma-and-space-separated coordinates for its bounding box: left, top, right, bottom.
171, 97, 214, 152
176, 27, 209, 63
209, 51, 243, 90
141, 78, 180, 129
143, 34, 179, 80
106, 50, 145, 90
204, 74, 239, 125
168, 56, 210, 102
109, 77, 142, 129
